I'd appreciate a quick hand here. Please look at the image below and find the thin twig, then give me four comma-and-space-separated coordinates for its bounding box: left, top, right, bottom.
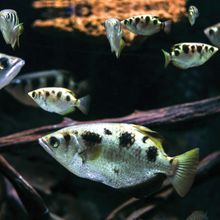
0, 155, 61, 220
1, 96, 220, 147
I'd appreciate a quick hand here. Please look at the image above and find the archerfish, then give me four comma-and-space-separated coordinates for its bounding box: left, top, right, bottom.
187, 6, 199, 26
0, 9, 23, 49
5, 70, 78, 107
162, 43, 218, 69
121, 15, 171, 36
186, 211, 208, 220
28, 87, 90, 115
104, 18, 125, 58
0, 53, 25, 89
204, 23, 220, 48
39, 123, 199, 197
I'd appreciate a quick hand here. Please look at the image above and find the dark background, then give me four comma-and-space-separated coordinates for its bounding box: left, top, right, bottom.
0, 0, 219, 219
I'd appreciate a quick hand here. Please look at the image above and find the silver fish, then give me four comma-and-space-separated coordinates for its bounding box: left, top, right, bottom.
121, 15, 171, 36
39, 123, 199, 197
204, 23, 220, 48
0, 9, 23, 49
28, 87, 90, 115
186, 211, 208, 220
162, 42, 218, 69
0, 53, 25, 89
188, 6, 199, 26
5, 70, 78, 107
104, 18, 125, 58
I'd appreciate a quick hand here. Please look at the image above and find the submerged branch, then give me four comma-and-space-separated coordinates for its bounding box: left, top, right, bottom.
1, 96, 220, 147
0, 155, 60, 220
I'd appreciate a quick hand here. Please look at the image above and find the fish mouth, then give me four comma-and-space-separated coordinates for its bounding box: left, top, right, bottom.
10, 58, 25, 74
38, 137, 54, 155
0, 56, 25, 89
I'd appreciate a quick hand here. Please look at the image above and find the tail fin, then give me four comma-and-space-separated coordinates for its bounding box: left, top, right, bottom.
13, 23, 24, 48
116, 38, 125, 58
170, 148, 199, 197
163, 20, 172, 34
77, 95, 91, 115
161, 49, 171, 68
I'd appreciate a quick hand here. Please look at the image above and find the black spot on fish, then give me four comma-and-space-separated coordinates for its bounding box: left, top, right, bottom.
104, 128, 112, 135
209, 29, 214, 36
32, 91, 36, 98
174, 45, 181, 50
169, 158, 174, 164
52, 90, 55, 94
135, 17, 140, 23
146, 146, 158, 162
153, 19, 158, 25
174, 50, 180, 56
182, 45, 189, 54
81, 131, 102, 145
197, 45, 202, 53
142, 136, 149, 143
191, 45, 195, 53
45, 91, 50, 98
38, 91, 41, 96
66, 95, 71, 102
57, 91, 62, 99
119, 132, 135, 148
32, 78, 40, 89
63, 133, 71, 146
145, 16, 150, 24
124, 19, 128, 25
113, 168, 119, 174
210, 47, 215, 53
0, 57, 9, 69
129, 19, 132, 24
205, 46, 208, 51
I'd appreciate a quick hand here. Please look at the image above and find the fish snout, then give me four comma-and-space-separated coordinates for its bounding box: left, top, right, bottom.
39, 137, 51, 151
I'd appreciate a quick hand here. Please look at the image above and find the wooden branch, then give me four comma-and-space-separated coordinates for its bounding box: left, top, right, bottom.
106, 151, 220, 220
0, 155, 56, 220
1, 96, 220, 147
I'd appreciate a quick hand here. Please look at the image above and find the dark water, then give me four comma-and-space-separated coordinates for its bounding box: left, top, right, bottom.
0, 0, 220, 219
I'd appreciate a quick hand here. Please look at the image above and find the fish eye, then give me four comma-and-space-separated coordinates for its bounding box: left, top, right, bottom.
0, 57, 9, 69
209, 29, 214, 36
49, 136, 60, 148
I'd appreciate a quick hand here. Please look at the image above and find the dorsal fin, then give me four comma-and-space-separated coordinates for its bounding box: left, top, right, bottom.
132, 125, 164, 149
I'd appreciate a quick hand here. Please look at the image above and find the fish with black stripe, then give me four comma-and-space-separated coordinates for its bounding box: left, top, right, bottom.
121, 15, 171, 36
5, 70, 82, 107
204, 23, 220, 48
162, 43, 218, 69
104, 18, 125, 58
187, 6, 199, 26
28, 87, 90, 115
0, 53, 25, 89
39, 123, 199, 197
0, 9, 23, 49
